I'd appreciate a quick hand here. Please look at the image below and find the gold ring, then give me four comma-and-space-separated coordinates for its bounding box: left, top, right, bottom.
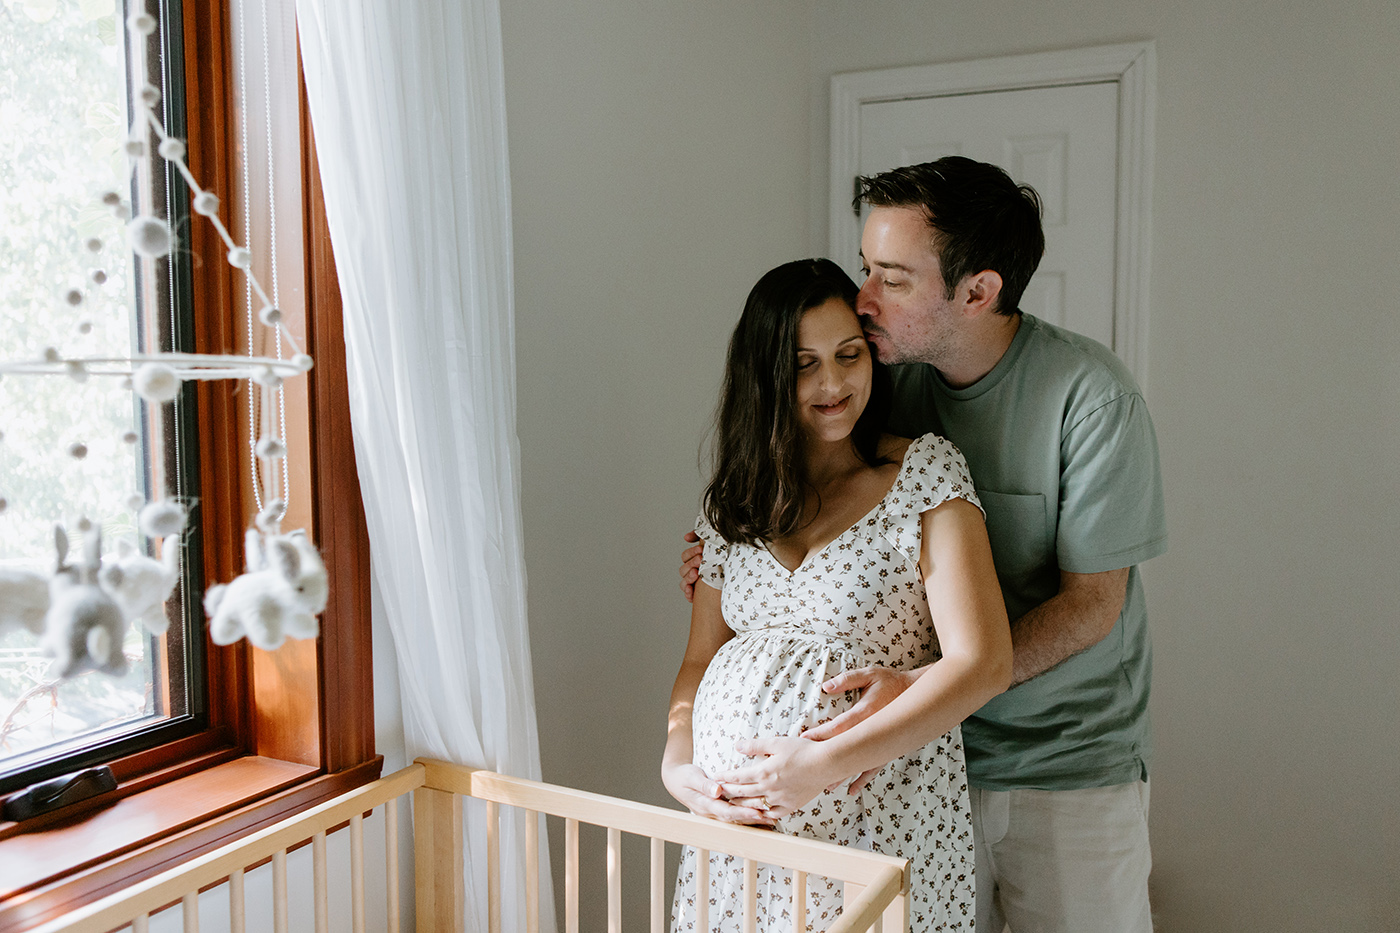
758, 795, 769, 810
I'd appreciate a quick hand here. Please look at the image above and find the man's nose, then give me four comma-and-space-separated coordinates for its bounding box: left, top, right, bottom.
855, 280, 876, 316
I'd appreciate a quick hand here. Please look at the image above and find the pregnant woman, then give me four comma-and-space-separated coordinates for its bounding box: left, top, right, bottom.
662, 259, 1011, 931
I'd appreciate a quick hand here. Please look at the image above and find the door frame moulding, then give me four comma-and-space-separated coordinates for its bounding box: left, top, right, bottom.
829, 41, 1156, 387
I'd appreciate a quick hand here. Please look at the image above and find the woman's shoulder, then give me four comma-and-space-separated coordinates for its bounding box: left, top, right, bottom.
881, 432, 966, 470
877, 433, 914, 464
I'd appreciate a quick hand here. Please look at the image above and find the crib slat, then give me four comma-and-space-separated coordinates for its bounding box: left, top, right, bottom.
351, 813, 366, 933
607, 827, 622, 933
132, 913, 150, 933
743, 857, 757, 933
487, 799, 501, 933
181, 892, 198, 933
313, 832, 328, 933
526, 810, 540, 932
386, 795, 401, 933
272, 849, 288, 933
413, 785, 464, 933
793, 870, 806, 933
565, 818, 579, 933
229, 867, 246, 933
696, 847, 709, 932
880, 882, 908, 933
650, 836, 664, 933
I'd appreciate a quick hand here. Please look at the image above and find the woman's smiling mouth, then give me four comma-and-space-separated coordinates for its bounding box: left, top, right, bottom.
814, 397, 850, 416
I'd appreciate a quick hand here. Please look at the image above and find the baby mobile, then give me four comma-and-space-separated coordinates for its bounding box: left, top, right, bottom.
0, 9, 326, 681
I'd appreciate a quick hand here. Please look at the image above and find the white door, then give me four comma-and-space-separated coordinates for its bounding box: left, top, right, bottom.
856, 82, 1119, 347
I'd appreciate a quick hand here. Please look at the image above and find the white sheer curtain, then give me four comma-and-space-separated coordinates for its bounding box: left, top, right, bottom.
295, 2, 553, 930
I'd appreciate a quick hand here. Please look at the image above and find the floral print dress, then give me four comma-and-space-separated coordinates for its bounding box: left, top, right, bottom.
671, 434, 981, 932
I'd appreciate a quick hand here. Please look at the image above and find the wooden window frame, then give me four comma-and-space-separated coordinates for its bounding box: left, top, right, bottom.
0, 2, 376, 928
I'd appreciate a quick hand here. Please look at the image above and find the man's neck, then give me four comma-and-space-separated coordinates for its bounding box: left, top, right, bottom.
937, 312, 1022, 389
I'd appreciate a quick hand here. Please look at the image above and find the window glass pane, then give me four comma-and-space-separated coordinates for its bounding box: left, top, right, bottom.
0, 0, 194, 785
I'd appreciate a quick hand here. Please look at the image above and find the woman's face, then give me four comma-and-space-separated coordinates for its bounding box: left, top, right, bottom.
794, 297, 873, 446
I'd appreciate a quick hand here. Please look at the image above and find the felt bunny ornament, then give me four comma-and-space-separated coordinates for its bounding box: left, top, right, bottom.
0, 567, 50, 637
99, 535, 181, 634
204, 527, 327, 651
41, 525, 129, 679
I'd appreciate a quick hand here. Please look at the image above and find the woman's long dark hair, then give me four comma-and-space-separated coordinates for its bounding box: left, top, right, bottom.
703, 258, 891, 545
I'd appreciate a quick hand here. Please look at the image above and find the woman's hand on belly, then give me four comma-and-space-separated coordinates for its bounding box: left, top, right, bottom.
663, 761, 778, 828
716, 736, 844, 818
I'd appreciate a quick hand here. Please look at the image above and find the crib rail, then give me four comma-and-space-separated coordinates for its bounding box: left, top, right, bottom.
25, 758, 909, 933
27, 764, 424, 933
418, 758, 910, 933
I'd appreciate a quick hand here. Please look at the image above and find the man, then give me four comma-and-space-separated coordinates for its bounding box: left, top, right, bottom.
680, 157, 1166, 932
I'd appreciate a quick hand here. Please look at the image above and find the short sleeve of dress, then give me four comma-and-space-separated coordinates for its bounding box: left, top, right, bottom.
879, 433, 983, 569
693, 513, 730, 590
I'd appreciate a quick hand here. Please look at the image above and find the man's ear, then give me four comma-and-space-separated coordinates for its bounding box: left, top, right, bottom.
959, 270, 1004, 317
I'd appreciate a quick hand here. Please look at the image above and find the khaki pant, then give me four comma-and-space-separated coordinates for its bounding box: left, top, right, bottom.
972, 781, 1153, 933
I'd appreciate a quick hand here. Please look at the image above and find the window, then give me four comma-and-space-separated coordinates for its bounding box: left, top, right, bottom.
0, 1, 375, 926
0, 0, 205, 795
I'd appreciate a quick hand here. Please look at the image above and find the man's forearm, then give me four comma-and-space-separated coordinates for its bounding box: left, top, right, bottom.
1008, 568, 1128, 686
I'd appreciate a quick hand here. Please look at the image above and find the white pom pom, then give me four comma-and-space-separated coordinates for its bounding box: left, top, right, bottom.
76, 516, 93, 533
65, 360, 88, 383
293, 354, 313, 372
256, 499, 286, 532
139, 501, 187, 538
251, 365, 282, 389
77, 320, 93, 335
122, 430, 139, 444
85, 237, 103, 252
100, 190, 122, 206
91, 269, 107, 285
157, 138, 185, 160
111, 201, 132, 221
132, 362, 181, 402
64, 288, 83, 306
126, 493, 145, 511
193, 191, 219, 216
128, 216, 174, 258
124, 137, 148, 158
69, 442, 88, 460
255, 436, 287, 460
43, 347, 61, 363
127, 11, 157, 35
139, 84, 161, 107
227, 247, 252, 269
258, 305, 282, 326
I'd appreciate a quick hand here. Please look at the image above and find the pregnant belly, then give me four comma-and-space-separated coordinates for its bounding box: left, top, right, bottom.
690, 631, 866, 777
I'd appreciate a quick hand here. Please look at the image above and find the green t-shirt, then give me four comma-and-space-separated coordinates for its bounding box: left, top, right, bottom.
888, 314, 1167, 791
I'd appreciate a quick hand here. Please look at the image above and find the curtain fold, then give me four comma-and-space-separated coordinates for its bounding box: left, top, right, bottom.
295, 2, 552, 930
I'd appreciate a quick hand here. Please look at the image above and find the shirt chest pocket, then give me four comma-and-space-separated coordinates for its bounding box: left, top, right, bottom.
977, 490, 1053, 582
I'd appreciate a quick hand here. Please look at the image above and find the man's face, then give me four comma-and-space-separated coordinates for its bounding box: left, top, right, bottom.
855, 205, 958, 367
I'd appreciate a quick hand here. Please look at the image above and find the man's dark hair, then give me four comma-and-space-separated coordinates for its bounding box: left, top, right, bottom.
855, 157, 1045, 316
703, 258, 891, 545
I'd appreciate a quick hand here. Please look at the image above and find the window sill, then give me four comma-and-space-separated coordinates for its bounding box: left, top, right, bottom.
0, 754, 382, 930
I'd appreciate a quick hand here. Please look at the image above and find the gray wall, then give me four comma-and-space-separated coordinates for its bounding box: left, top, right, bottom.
475, 1, 1399, 930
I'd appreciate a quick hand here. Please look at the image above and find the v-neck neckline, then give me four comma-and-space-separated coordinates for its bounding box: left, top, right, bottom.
761, 442, 912, 576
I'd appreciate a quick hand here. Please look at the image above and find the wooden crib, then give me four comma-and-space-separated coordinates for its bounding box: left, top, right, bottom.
28, 758, 910, 933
